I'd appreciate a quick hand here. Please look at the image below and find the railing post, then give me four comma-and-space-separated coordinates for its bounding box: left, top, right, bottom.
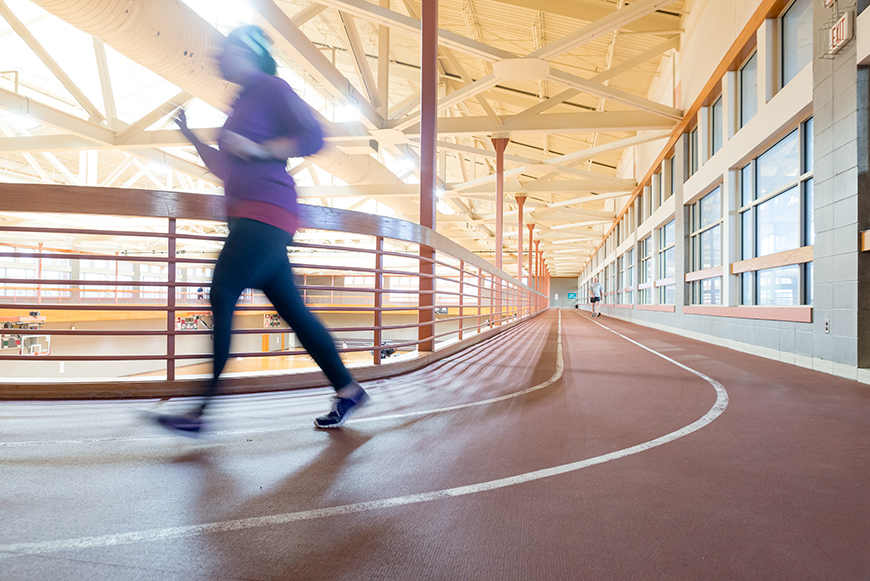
166, 218, 176, 382
374, 236, 384, 365
458, 260, 464, 341
114, 253, 119, 305
36, 242, 42, 305
477, 266, 482, 332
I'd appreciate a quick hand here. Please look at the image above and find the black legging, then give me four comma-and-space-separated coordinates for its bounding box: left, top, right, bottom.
200, 218, 352, 409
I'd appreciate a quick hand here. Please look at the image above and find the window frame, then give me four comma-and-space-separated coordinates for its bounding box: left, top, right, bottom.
739, 50, 758, 129
738, 117, 814, 306
657, 219, 676, 305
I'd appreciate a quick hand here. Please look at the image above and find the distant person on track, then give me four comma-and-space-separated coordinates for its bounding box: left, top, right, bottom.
590, 276, 602, 317
154, 25, 368, 433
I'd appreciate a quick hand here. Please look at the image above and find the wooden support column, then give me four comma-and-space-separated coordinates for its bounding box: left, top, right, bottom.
491, 137, 509, 271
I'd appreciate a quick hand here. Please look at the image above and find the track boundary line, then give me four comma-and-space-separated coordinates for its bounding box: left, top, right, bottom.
0, 313, 558, 447
0, 310, 729, 559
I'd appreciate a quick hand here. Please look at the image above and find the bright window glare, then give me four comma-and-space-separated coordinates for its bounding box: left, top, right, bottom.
334, 104, 361, 122
180, 0, 256, 32
1, 114, 40, 131
437, 201, 455, 215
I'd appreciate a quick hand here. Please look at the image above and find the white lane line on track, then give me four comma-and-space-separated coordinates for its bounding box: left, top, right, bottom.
0, 311, 729, 558
0, 316, 558, 448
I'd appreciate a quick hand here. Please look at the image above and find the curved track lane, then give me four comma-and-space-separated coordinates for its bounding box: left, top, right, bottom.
1, 310, 869, 580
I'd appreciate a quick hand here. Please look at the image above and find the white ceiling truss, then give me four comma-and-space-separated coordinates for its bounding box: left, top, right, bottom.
0, 0, 687, 277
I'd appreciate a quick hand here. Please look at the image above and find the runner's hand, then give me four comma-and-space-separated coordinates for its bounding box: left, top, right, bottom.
222, 130, 270, 160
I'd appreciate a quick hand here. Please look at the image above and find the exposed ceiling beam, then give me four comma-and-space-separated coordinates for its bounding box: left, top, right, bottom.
0, 87, 114, 144
0, 1, 104, 122
546, 69, 682, 121
526, 0, 679, 61
92, 39, 117, 129
393, 73, 500, 131
115, 91, 192, 144
338, 11, 382, 108
548, 130, 671, 166
291, 3, 326, 25
296, 184, 422, 198
128, 149, 218, 183
489, 0, 681, 32
404, 110, 675, 137
442, 47, 502, 126
0, 167, 51, 183
457, 178, 635, 194
249, 0, 384, 130
532, 207, 618, 220
313, 0, 515, 62
505, 36, 680, 124
546, 191, 632, 208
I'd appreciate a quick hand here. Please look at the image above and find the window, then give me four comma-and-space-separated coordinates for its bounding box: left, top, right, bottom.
40, 270, 71, 299
689, 187, 723, 305
689, 128, 699, 176
6, 268, 36, 297
142, 276, 167, 300
658, 220, 676, 304
782, 0, 812, 87
608, 263, 617, 305
640, 189, 649, 223
691, 187, 722, 270
639, 236, 653, 305
664, 157, 675, 200
740, 52, 758, 128
617, 255, 625, 303
346, 276, 374, 287
82, 272, 109, 299
623, 248, 634, 305
739, 119, 814, 306
711, 97, 724, 156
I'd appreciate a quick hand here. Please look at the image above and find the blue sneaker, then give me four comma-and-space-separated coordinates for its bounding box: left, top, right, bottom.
153, 412, 203, 436
314, 389, 370, 429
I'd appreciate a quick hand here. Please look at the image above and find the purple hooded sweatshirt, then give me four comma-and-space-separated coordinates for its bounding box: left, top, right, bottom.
215, 72, 323, 234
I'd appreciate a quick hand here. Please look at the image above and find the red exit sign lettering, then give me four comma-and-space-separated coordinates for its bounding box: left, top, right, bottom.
829, 11, 853, 55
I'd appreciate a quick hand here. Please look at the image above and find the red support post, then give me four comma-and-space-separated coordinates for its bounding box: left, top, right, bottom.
491, 137, 509, 271
418, 0, 438, 353
516, 195, 526, 282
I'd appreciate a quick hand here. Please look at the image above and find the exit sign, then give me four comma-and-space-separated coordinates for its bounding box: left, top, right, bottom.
829, 11, 853, 55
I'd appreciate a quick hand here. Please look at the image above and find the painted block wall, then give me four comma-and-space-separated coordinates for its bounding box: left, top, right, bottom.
579, 1, 870, 381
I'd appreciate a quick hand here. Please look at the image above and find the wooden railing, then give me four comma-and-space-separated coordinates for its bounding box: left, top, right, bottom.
0, 184, 547, 398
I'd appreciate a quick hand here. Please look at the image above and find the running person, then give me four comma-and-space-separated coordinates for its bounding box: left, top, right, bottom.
589, 276, 602, 317
155, 26, 368, 432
